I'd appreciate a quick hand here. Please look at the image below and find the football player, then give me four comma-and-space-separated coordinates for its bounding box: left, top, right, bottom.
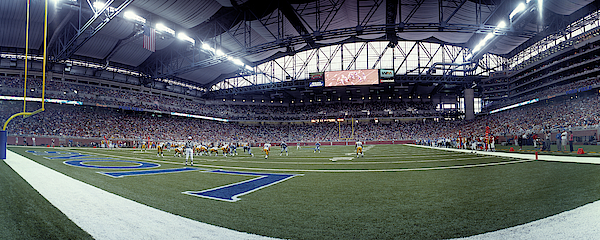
355, 140, 363, 158
157, 142, 164, 157
263, 143, 271, 159
280, 141, 288, 156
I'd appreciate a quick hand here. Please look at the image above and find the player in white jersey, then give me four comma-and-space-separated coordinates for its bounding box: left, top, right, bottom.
184, 136, 194, 166
263, 143, 271, 159
221, 143, 230, 157
156, 142, 164, 157
355, 140, 364, 158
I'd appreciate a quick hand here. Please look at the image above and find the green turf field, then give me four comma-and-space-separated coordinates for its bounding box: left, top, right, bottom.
5, 144, 600, 239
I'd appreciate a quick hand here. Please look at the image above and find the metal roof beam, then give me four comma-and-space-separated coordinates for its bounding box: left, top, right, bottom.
52, 0, 134, 61
278, 1, 317, 48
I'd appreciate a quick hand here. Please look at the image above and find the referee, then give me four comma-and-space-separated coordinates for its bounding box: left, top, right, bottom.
185, 136, 194, 166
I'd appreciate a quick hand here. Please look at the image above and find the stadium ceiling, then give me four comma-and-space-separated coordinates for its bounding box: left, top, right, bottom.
0, 0, 597, 89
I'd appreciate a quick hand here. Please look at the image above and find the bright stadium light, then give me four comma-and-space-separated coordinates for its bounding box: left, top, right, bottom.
483, 33, 494, 43
156, 23, 175, 36
510, 3, 526, 20
215, 49, 225, 56
123, 11, 146, 24
202, 43, 214, 51
232, 58, 244, 66
497, 21, 506, 29
177, 32, 195, 45
93, 1, 105, 10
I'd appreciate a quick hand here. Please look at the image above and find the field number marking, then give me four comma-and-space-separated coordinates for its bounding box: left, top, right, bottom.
183, 170, 298, 202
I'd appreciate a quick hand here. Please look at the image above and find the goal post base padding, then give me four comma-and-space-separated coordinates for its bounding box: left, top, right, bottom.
0, 131, 7, 160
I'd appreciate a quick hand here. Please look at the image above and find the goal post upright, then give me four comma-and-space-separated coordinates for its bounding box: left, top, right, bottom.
1, 0, 49, 159
338, 118, 355, 141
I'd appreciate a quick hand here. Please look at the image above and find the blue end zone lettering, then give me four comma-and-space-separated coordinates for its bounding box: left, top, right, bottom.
26, 151, 81, 156
63, 160, 160, 169
183, 170, 298, 202
99, 167, 205, 178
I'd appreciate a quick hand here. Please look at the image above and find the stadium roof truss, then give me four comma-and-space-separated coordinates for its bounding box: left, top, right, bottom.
0, 0, 597, 99
141, 0, 523, 88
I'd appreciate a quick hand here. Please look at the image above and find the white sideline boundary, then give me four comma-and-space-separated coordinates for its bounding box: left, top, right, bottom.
407, 144, 600, 239
4, 150, 279, 240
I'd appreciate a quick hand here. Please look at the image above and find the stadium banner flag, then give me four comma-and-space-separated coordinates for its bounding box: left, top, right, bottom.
143, 25, 156, 52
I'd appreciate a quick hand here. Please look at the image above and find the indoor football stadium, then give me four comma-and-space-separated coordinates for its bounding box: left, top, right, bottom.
2, 0, 600, 239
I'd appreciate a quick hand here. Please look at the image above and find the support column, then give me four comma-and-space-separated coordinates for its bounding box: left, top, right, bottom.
464, 88, 474, 120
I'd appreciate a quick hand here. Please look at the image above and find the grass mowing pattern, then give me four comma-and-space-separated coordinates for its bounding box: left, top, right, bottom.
7, 145, 600, 239
0, 160, 94, 240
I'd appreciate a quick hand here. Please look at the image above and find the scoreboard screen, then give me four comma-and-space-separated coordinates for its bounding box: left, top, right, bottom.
324, 69, 379, 87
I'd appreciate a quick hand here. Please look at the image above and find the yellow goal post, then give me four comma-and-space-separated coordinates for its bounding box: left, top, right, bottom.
2, 0, 49, 159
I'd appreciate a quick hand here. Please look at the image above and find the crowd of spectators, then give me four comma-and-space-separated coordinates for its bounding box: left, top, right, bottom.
2, 92, 599, 144
0, 76, 439, 120
483, 38, 600, 109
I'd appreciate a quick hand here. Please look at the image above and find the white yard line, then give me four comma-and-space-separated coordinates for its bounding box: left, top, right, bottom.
4, 150, 279, 240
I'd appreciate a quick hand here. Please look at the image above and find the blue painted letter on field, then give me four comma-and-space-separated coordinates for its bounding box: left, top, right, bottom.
99, 167, 205, 178
183, 170, 298, 202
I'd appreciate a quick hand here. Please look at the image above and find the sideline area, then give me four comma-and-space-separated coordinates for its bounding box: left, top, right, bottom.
4, 146, 600, 239
408, 144, 600, 164
407, 144, 600, 239
3, 149, 277, 240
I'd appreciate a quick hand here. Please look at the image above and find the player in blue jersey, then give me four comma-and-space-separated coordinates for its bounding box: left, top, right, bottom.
280, 141, 288, 156
230, 143, 238, 155
243, 142, 254, 157
314, 142, 321, 153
